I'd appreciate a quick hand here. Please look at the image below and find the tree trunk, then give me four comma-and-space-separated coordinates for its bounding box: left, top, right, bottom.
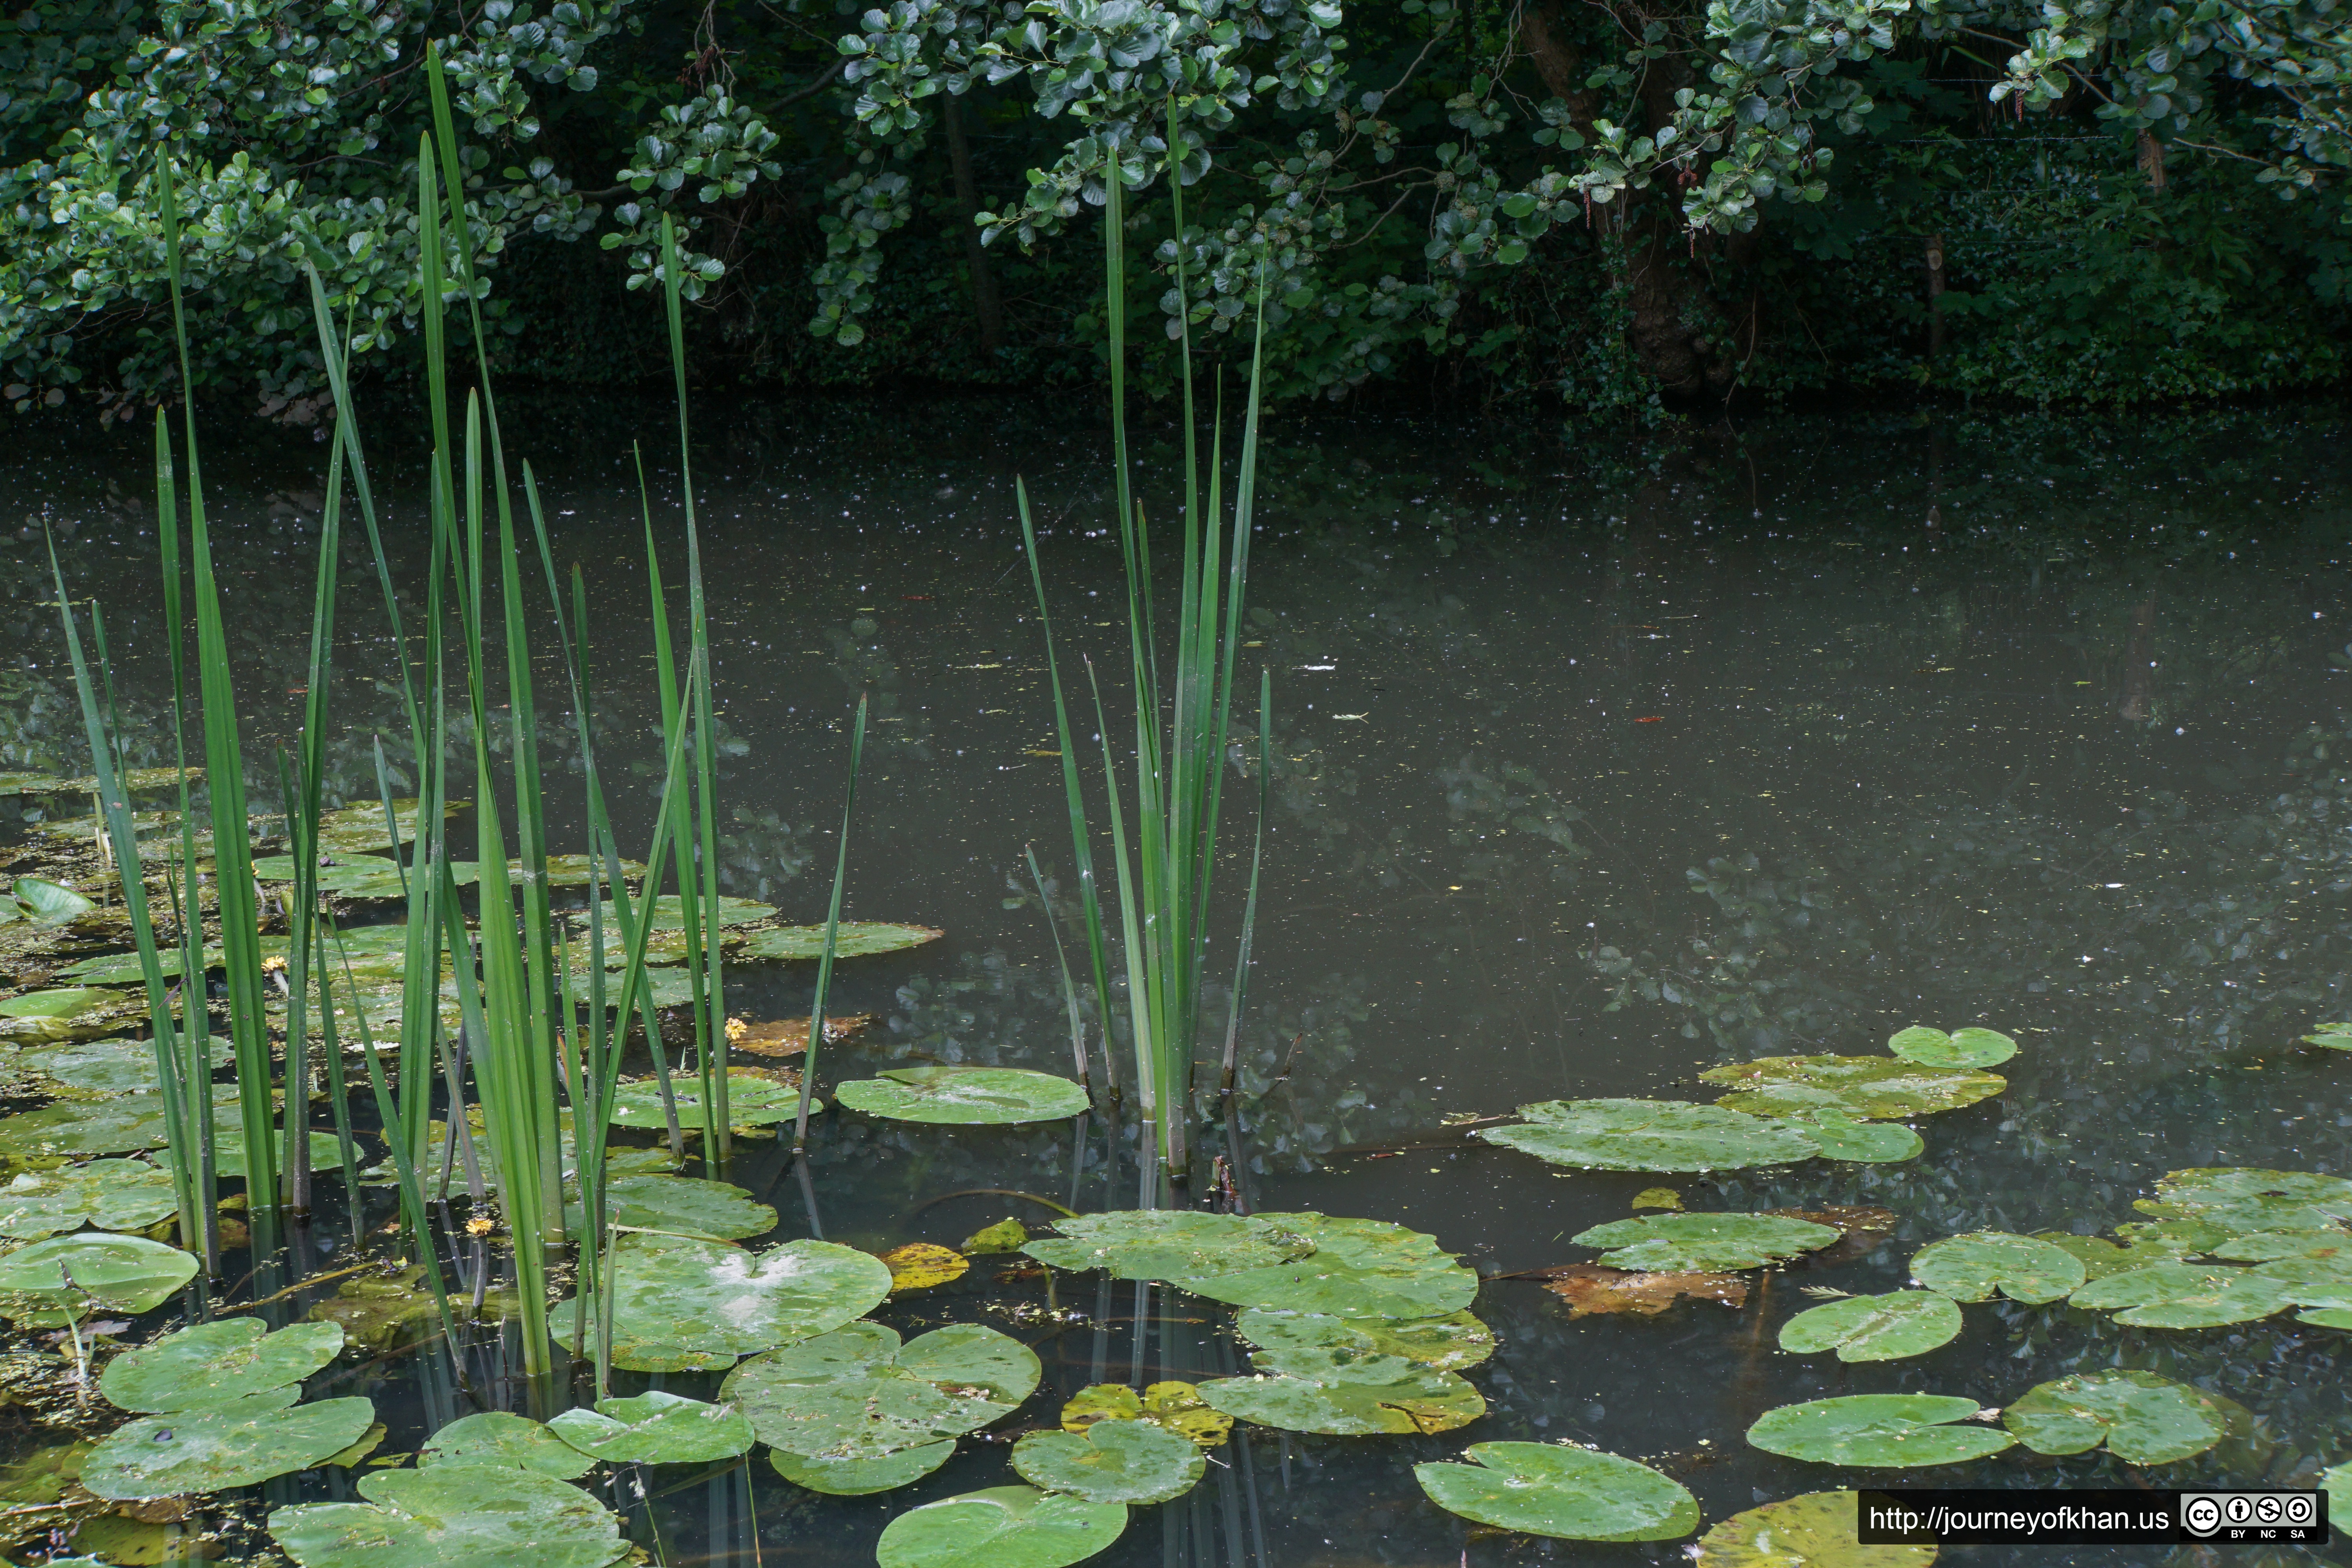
942, 96, 1004, 354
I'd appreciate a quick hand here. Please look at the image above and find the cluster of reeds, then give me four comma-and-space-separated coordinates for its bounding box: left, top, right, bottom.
39, 46, 846, 1394
1021, 108, 1273, 1199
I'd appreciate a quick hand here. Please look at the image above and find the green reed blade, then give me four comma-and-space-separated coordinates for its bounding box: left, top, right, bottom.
1221, 670, 1270, 1096
1026, 846, 1092, 1092
793, 695, 868, 1154
1082, 657, 1161, 1180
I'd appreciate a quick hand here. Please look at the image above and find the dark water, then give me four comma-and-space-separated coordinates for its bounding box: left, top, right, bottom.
1, 397, 2349, 1565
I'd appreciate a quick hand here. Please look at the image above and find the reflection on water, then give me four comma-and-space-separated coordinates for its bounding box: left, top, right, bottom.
1, 399, 2348, 1564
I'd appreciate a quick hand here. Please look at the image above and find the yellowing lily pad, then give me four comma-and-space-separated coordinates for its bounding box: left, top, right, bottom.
1691, 1491, 1936, 1565
1059, 1383, 1232, 1448
962, 1218, 1030, 1253
880, 1243, 969, 1294
1701, 1055, 2004, 1120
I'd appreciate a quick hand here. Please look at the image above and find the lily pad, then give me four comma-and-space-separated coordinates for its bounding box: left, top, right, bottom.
1414, 1441, 1699, 1542
1025, 1211, 1313, 1281
1234, 1307, 1493, 1371
548, 1392, 755, 1465
1909, 1232, 2087, 1305
1573, 1212, 1840, 1272
565, 1174, 775, 1241
2136, 1168, 2352, 1234
305, 1265, 439, 1350
1691, 1491, 1936, 1565
881, 1242, 970, 1293
0, 1233, 197, 1325
2031, 1231, 2204, 1280
2326, 1461, 2350, 1519
1701, 1055, 2005, 1120
1887, 1026, 2018, 1069
82, 1393, 375, 1499
1170, 1212, 1481, 1319
964, 1217, 1030, 1253
1480, 1098, 1820, 1172
1779, 1292, 1962, 1363
420, 1412, 597, 1480
2249, 1252, 2352, 1309
875, 1486, 1125, 1568
252, 854, 468, 899
834, 1066, 1089, 1125
1199, 1350, 1485, 1436
2300, 1023, 2352, 1049
101, 1319, 343, 1412
0, 985, 113, 1020
26, 1036, 229, 1096
1748, 1395, 2015, 1467
0, 1160, 182, 1239
2208, 1228, 2349, 1262
1780, 1109, 1924, 1164
563, 1232, 889, 1372
1060, 1383, 1232, 1448
722, 1321, 1039, 1464
606, 1072, 807, 1130
2002, 1370, 2241, 1464
1013, 1420, 1205, 1506
0, 985, 142, 1043
269, 1460, 626, 1568
736, 922, 944, 961
772, 1441, 956, 1496
593, 894, 775, 929
13, 877, 96, 925
2069, 1263, 2295, 1328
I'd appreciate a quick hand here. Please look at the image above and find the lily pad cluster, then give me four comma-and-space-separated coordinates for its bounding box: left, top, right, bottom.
2047, 1169, 2352, 1330
559, 1233, 891, 1372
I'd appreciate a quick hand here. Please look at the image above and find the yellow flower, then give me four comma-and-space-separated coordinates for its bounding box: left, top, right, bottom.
724, 1017, 748, 1044
260, 955, 288, 975
465, 1216, 495, 1237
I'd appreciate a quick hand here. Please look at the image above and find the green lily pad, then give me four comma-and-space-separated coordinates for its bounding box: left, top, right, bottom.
0, 1160, 182, 1239
548, 1391, 755, 1465
833, 1066, 1089, 1125
1779, 1291, 1962, 1362
1060, 1383, 1232, 1447
26, 1036, 229, 1096
82, 1393, 375, 1499
1909, 1232, 2087, 1305
0, 985, 143, 1043
1573, 1212, 1840, 1272
2208, 1228, 2349, 1262
13, 877, 96, 925
564, 1174, 775, 1241
419, 1412, 597, 1480
2002, 1370, 2241, 1464
2136, 1168, 2352, 1234
1414, 1441, 1699, 1542
0, 986, 113, 1020
308, 798, 468, 857
1012, 1420, 1204, 1506
875, 1486, 1125, 1568
606, 1072, 807, 1130
305, 1266, 438, 1350
1701, 1055, 2005, 1120
251, 854, 472, 898
2297, 1023, 2352, 1049
721, 1321, 1039, 1462
963, 1218, 1030, 1253
172, 1119, 354, 1182
1025, 1211, 1314, 1280
269, 1460, 626, 1568
101, 1319, 343, 1412
1748, 1395, 2014, 1467
2069, 1263, 2295, 1328
2249, 1253, 2352, 1308
2325, 1461, 2350, 1517
593, 894, 775, 929
1199, 1349, 1485, 1436
0, 1233, 198, 1325
735, 922, 944, 961
562, 1233, 889, 1372
1779, 1109, 1924, 1164
772, 1441, 956, 1496
2032, 1230, 2206, 1280
1172, 1213, 1481, 1319
1234, 1307, 1493, 1371
1887, 1026, 2018, 1069
1692, 1491, 1936, 1565
2111, 1216, 2235, 1254
1480, 1098, 1821, 1172
0, 1437, 94, 1506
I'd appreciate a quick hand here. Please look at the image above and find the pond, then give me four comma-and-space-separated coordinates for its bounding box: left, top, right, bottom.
0, 395, 2346, 1566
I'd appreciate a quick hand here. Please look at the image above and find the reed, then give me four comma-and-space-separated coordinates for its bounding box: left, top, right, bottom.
1019, 114, 1272, 1191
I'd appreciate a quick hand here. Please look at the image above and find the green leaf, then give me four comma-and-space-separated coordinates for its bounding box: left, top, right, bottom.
0, 987, 114, 1020
2248, 1252, 2352, 1309
1779, 1108, 1923, 1163
2069, 1263, 2294, 1328
2208, 1228, 2348, 1262
0, 1160, 183, 1238
1701, 1054, 2004, 1120
875, 1486, 1125, 1568
1887, 1026, 2017, 1068
0, 1096, 174, 1159
1572, 1212, 1840, 1272
309, 798, 468, 856
2002, 1370, 2241, 1464
1693, 1491, 1935, 1565
2325, 1461, 2350, 1520
772, 1441, 955, 1495
2032, 1230, 2205, 1279
13, 877, 96, 925
1414, 1442, 1698, 1542
1777, 1291, 1961, 1362
833, 1066, 1088, 1125
559, 1233, 889, 1372
606, 1072, 808, 1129
562, 1174, 775, 1240
2136, 1168, 2352, 1234
419, 1412, 596, 1479
1747, 1394, 2015, 1466
592, 894, 773, 929
270, 1461, 627, 1568
1910, 1231, 2087, 1304
101, 1319, 343, 1412
1171, 1213, 1480, 1319
0, 1233, 198, 1324
1060, 1382, 1231, 1447
83, 1394, 375, 1499
2298, 1023, 2352, 1049
1025, 1211, 1312, 1281
1234, 1307, 1493, 1370
1198, 1350, 1485, 1436
1481, 1098, 1821, 1172
962, 1218, 1031, 1254
1011, 1420, 1204, 1505
735, 921, 944, 960
28, 1036, 229, 1096
722, 1322, 1039, 1463
548, 1391, 755, 1465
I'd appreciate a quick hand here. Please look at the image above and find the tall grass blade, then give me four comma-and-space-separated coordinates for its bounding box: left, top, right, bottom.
792, 696, 867, 1155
